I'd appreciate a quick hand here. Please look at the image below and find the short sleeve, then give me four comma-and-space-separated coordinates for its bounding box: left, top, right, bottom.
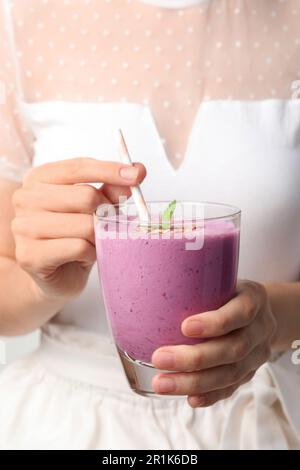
0, 0, 33, 183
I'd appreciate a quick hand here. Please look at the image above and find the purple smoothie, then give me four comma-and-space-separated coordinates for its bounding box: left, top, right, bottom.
96, 219, 240, 365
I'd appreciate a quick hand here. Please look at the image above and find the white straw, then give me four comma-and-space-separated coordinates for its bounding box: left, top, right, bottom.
118, 129, 150, 223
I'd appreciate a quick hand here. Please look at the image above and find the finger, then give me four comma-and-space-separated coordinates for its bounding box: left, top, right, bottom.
15, 236, 96, 272
188, 384, 239, 408
152, 323, 264, 372
101, 162, 147, 202
13, 184, 109, 214
24, 158, 146, 186
101, 184, 132, 204
187, 371, 255, 408
12, 212, 95, 244
182, 282, 262, 339
152, 344, 269, 396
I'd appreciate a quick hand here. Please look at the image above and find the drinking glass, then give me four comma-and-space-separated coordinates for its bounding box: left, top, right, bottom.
94, 201, 241, 397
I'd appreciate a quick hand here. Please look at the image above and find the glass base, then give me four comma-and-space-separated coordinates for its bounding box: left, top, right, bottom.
117, 348, 175, 399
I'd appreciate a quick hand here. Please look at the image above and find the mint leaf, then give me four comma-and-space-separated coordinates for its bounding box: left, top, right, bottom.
161, 200, 177, 230
138, 200, 177, 233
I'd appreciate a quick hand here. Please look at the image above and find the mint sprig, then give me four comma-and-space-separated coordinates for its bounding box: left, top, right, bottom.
138, 200, 177, 233
161, 200, 177, 230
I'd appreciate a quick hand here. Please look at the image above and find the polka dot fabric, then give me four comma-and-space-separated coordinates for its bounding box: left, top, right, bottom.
0, 0, 300, 174
0, 0, 33, 181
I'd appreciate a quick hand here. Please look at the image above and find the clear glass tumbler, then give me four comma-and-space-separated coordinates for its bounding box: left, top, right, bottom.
94, 201, 241, 397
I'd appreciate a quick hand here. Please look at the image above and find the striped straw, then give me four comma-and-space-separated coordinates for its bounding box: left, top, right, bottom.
118, 129, 150, 223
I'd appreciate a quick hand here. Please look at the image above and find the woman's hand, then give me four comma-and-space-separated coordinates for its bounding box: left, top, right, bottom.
152, 281, 277, 407
11, 157, 146, 304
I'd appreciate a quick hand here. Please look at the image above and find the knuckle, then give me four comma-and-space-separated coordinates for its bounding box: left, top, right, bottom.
255, 282, 268, 302
11, 218, 20, 236
12, 189, 24, 208
228, 363, 242, 383
11, 218, 37, 238
240, 280, 259, 293
27, 224, 39, 239
75, 238, 90, 257
216, 314, 230, 334
185, 373, 202, 394
23, 167, 36, 186
15, 244, 33, 270
241, 371, 256, 385
190, 348, 204, 370
192, 374, 203, 393
81, 185, 99, 211
259, 309, 277, 345
233, 334, 251, 360
241, 294, 257, 322
69, 158, 90, 178
225, 385, 237, 399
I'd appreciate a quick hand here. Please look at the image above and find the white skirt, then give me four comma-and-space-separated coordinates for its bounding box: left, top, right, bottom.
0, 323, 299, 450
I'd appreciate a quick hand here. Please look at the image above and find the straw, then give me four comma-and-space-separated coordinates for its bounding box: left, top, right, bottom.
118, 129, 150, 223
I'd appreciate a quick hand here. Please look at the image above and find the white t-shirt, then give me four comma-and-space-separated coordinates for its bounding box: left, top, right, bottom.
0, 0, 299, 325
0, 0, 299, 329
4, 0, 300, 328
1, 0, 300, 446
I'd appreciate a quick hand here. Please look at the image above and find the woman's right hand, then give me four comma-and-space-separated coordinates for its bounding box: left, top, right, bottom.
11, 157, 146, 305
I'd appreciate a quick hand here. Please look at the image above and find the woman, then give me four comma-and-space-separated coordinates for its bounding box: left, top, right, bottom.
0, 0, 300, 449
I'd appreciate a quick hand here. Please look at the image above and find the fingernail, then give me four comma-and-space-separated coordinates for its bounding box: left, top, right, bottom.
184, 320, 203, 337
153, 351, 175, 370
120, 166, 139, 180
156, 377, 176, 394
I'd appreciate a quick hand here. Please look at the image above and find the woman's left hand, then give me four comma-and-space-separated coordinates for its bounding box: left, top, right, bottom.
152, 281, 277, 407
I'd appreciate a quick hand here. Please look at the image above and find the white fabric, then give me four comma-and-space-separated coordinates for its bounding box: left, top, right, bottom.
1, 0, 300, 174
0, 324, 299, 450
19, 99, 300, 332
1, 96, 300, 451
0, 0, 300, 450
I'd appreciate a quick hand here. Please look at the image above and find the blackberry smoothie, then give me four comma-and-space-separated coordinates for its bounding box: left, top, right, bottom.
95, 209, 240, 367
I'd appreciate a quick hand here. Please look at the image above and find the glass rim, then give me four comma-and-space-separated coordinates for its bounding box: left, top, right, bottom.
95, 200, 241, 224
